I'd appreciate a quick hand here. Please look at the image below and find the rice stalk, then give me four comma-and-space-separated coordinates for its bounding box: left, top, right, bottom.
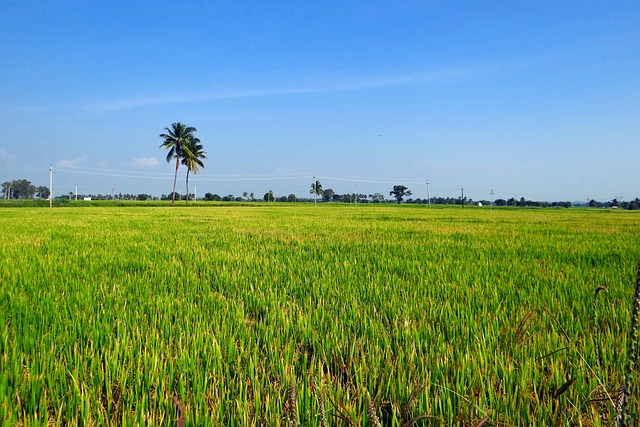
514, 308, 537, 345
542, 307, 571, 343
474, 416, 491, 427
328, 393, 357, 426
553, 378, 575, 399
593, 286, 608, 372
616, 260, 640, 426
172, 393, 185, 427
315, 385, 327, 427
402, 383, 425, 421
284, 382, 299, 427
366, 391, 382, 427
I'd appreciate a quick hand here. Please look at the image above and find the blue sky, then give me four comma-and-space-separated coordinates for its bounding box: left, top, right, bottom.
1, 0, 639, 202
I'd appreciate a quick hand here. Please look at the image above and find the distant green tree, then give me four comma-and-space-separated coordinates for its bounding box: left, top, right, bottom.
20, 179, 36, 198
204, 193, 221, 201
36, 186, 50, 199
264, 190, 274, 202
159, 122, 198, 204
1, 179, 36, 199
1, 181, 11, 199
550, 201, 572, 208
390, 185, 411, 204
322, 188, 335, 202
340, 193, 358, 203
370, 193, 385, 203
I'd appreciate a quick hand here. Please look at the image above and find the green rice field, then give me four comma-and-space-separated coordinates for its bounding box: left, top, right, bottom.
1, 204, 639, 426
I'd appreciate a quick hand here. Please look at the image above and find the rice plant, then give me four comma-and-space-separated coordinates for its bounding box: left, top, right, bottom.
0, 204, 638, 425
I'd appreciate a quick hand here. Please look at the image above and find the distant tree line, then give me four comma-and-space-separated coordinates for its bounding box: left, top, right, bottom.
4, 178, 640, 210
589, 198, 640, 210
491, 197, 573, 208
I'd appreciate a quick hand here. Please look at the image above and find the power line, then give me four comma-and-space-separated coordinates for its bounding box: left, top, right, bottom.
55, 165, 568, 200
56, 168, 310, 182
325, 176, 425, 184
58, 164, 309, 177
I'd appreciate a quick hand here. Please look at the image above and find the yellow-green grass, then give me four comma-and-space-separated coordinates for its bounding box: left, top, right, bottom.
0, 205, 639, 425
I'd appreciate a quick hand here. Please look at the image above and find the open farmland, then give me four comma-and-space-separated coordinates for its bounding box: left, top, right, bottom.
1, 205, 640, 426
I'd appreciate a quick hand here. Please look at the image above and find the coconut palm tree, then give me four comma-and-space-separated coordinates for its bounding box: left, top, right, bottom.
181, 137, 207, 203
310, 180, 323, 206
159, 122, 197, 204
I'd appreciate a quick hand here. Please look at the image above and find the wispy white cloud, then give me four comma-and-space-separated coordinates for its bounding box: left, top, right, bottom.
57, 155, 88, 168
0, 67, 482, 113
127, 157, 159, 168
0, 59, 532, 114
84, 65, 501, 112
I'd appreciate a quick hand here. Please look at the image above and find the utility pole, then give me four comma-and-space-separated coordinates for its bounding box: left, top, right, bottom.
313, 173, 317, 207
194, 184, 197, 202
75, 183, 78, 201
461, 188, 464, 208
490, 189, 494, 209
426, 180, 431, 209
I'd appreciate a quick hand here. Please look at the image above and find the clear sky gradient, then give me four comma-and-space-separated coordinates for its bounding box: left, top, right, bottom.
1, 0, 639, 202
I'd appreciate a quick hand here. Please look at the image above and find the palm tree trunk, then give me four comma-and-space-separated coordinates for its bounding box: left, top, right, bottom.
172, 157, 179, 204
185, 170, 190, 204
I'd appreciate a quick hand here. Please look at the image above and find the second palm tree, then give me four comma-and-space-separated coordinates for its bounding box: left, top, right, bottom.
181, 137, 207, 203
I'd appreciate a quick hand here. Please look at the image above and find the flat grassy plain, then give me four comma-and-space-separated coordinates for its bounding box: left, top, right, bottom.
1, 204, 639, 426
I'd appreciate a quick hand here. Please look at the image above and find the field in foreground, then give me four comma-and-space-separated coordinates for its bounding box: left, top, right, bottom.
1, 205, 640, 426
